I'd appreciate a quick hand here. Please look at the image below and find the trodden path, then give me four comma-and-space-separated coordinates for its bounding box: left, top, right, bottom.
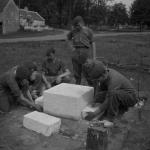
0, 31, 150, 43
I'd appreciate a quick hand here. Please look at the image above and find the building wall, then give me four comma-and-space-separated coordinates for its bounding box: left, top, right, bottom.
20, 18, 45, 27
20, 18, 27, 26
32, 20, 45, 26
3, 0, 20, 34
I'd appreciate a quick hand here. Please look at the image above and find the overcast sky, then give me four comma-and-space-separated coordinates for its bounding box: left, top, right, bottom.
109, 0, 135, 10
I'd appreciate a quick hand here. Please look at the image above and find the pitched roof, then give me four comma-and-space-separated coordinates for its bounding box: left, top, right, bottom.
0, 0, 9, 13
20, 9, 45, 21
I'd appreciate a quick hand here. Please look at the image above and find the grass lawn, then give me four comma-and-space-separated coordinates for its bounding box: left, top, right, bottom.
0, 29, 63, 39
0, 34, 150, 150
0, 34, 150, 90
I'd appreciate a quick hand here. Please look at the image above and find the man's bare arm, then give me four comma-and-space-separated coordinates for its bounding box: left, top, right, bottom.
58, 69, 71, 78
92, 42, 96, 60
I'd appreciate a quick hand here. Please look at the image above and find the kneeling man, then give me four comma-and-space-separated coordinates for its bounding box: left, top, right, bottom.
0, 63, 42, 112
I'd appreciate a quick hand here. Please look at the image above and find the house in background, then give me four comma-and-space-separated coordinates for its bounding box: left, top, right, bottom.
0, 0, 20, 34
20, 8, 45, 28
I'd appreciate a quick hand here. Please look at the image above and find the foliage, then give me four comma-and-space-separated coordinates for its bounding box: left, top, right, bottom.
14, 0, 130, 28
108, 3, 129, 26
130, 0, 150, 26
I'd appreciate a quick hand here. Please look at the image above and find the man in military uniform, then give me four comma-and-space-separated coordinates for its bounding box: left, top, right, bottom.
83, 59, 137, 119
0, 63, 41, 112
67, 16, 95, 84
42, 48, 71, 86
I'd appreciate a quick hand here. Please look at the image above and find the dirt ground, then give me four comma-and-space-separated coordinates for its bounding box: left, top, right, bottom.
0, 94, 150, 150
0, 34, 150, 150
0, 107, 88, 150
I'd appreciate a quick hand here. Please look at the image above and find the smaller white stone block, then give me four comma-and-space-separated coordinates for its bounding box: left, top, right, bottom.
35, 96, 44, 107
23, 111, 61, 136
81, 105, 100, 119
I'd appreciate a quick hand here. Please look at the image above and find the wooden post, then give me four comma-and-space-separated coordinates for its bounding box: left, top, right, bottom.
86, 125, 108, 150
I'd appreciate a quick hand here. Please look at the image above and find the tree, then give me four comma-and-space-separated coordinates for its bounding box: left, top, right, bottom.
130, 0, 150, 26
40, 1, 59, 27
14, 0, 44, 11
90, 4, 107, 25
88, 0, 113, 26
14, 0, 115, 28
108, 3, 129, 27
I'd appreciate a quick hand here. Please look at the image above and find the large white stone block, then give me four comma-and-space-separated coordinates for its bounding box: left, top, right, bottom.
35, 96, 44, 107
43, 83, 94, 120
23, 111, 61, 136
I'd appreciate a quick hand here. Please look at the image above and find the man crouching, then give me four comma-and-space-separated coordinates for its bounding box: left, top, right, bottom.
83, 59, 137, 120
0, 63, 42, 112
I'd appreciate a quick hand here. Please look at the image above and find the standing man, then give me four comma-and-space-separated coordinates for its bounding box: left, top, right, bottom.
67, 16, 96, 84
83, 59, 137, 120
